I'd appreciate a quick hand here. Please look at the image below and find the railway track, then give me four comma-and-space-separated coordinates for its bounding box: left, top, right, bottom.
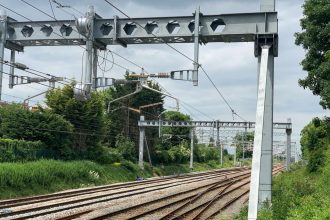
0, 165, 284, 220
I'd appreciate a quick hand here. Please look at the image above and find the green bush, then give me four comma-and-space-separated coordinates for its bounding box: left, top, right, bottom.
0, 104, 74, 159
300, 117, 329, 172
121, 160, 138, 172
194, 144, 220, 162
95, 147, 123, 164
0, 138, 49, 162
116, 135, 137, 162
154, 143, 190, 164
167, 143, 190, 163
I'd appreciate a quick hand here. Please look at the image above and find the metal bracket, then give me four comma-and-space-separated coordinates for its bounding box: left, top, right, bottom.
170, 70, 194, 81
254, 35, 278, 57
9, 74, 63, 88
113, 15, 127, 47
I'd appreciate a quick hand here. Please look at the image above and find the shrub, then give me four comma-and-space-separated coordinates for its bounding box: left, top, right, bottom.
0, 138, 49, 162
95, 147, 123, 164
115, 135, 137, 162
167, 143, 190, 163
0, 104, 74, 159
121, 160, 138, 172
194, 144, 220, 162
300, 117, 329, 172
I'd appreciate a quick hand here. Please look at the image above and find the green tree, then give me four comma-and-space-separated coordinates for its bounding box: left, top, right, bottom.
45, 84, 104, 158
0, 104, 74, 158
161, 111, 192, 147
103, 73, 164, 151
300, 117, 330, 172
295, 0, 330, 109
233, 131, 254, 159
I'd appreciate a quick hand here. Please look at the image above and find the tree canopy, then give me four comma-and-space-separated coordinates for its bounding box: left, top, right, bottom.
233, 131, 254, 159
300, 117, 330, 172
0, 104, 74, 158
45, 84, 104, 157
103, 74, 164, 149
295, 0, 330, 109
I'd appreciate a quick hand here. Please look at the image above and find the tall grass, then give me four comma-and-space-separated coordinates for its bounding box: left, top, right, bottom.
235, 148, 330, 219
0, 160, 151, 199
0, 159, 228, 200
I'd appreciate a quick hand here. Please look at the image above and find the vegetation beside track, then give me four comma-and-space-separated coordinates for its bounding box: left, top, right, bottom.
235, 117, 330, 220
0, 159, 236, 200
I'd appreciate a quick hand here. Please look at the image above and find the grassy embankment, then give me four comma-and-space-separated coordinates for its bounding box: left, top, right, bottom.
234, 148, 330, 220
0, 158, 239, 200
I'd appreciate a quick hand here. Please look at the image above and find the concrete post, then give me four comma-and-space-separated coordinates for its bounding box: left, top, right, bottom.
234, 146, 237, 167
138, 115, 145, 169
216, 121, 222, 166
286, 118, 292, 170
9, 50, 15, 89
248, 45, 274, 220
0, 10, 7, 100
92, 46, 98, 91
190, 128, 194, 169
241, 130, 244, 161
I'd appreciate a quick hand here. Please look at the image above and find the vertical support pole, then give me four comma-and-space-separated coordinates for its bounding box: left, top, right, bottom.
243, 127, 247, 160
144, 135, 152, 166
92, 46, 98, 91
234, 146, 237, 167
212, 126, 215, 146
248, 45, 274, 220
85, 6, 95, 95
139, 115, 145, 169
192, 6, 200, 86
216, 121, 222, 166
9, 50, 15, 89
190, 128, 194, 169
221, 141, 223, 166
0, 10, 7, 100
286, 118, 292, 170
241, 130, 244, 161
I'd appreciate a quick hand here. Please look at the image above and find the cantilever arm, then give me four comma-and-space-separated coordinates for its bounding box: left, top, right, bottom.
107, 86, 142, 113
142, 85, 179, 111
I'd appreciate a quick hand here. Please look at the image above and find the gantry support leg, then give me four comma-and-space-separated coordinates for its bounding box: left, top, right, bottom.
248, 45, 274, 220
138, 115, 145, 169
192, 6, 200, 86
286, 118, 292, 170
92, 46, 98, 91
0, 10, 7, 100
190, 128, 194, 169
216, 121, 223, 166
9, 50, 15, 89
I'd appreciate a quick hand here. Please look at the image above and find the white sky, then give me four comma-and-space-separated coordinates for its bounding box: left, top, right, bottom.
0, 0, 328, 148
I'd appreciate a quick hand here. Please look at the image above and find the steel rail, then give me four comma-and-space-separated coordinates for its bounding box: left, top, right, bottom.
83, 171, 252, 220
0, 169, 246, 219
0, 167, 246, 208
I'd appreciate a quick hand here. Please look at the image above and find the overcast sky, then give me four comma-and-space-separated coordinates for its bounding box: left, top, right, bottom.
0, 0, 328, 149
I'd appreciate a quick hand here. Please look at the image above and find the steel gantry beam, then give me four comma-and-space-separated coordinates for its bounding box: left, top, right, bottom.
138, 120, 290, 130
0, 6, 278, 99
138, 119, 291, 169
3, 12, 278, 48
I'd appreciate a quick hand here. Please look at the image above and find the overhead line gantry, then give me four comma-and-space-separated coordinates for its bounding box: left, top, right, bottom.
0, 1, 278, 218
